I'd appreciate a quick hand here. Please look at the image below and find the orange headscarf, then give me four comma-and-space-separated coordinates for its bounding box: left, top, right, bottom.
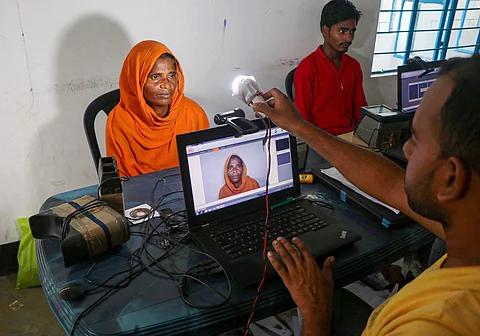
218, 154, 261, 199
106, 40, 209, 177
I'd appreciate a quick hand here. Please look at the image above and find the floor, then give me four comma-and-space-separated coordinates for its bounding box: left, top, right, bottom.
0, 273, 64, 335
0, 268, 299, 336
0, 269, 374, 336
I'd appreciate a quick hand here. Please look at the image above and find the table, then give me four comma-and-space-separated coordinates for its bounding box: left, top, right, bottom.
337, 131, 369, 147
36, 167, 435, 335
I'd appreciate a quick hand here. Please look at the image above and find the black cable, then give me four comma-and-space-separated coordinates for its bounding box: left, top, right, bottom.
124, 174, 181, 225
176, 255, 234, 310
182, 262, 222, 277
136, 204, 189, 277
82, 242, 151, 294
61, 199, 108, 240
146, 209, 187, 237
130, 192, 183, 229
151, 177, 166, 210
97, 176, 129, 200
129, 231, 149, 235
144, 179, 243, 323
134, 245, 244, 329
70, 171, 240, 335
71, 230, 186, 335
141, 231, 190, 276
125, 195, 183, 225
163, 219, 190, 274
150, 174, 181, 211
71, 200, 180, 332
71, 262, 147, 335
367, 127, 380, 149
84, 261, 135, 290
179, 274, 231, 309
155, 235, 234, 310
125, 212, 161, 223
61, 199, 99, 238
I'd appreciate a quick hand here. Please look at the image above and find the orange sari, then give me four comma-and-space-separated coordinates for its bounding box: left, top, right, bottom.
106, 40, 209, 177
218, 154, 261, 199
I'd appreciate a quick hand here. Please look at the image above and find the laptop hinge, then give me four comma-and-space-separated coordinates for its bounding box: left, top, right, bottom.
202, 220, 220, 228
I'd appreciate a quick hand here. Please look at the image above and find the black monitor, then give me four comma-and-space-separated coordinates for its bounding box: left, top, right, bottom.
397, 60, 445, 114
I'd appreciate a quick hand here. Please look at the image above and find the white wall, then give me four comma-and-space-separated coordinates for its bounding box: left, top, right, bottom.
0, 0, 391, 244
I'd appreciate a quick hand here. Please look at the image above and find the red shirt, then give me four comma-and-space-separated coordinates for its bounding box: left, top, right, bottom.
294, 46, 368, 135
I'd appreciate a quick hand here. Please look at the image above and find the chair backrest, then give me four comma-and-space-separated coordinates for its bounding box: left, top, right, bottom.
83, 89, 120, 172
285, 67, 296, 102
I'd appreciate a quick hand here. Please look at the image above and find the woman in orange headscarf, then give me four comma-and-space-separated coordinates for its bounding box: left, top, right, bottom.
218, 154, 260, 199
106, 40, 209, 177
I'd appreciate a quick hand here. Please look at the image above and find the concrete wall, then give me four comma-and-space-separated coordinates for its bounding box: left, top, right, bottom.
0, 0, 395, 244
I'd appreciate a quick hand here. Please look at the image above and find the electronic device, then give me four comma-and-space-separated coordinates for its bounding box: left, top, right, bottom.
297, 139, 309, 171
29, 194, 131, 267
354, 105, 411, 150
311, 168, 414, 228
397, 59, 445, 114
177, 119, 361, 288
232, 75, 267, 118
382, 147, 408, 168
98, 156, 125, 215
58, 283, 85, 301
214, 108, 259, 137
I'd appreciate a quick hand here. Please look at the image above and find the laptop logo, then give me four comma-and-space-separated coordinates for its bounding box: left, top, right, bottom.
340, 231, 347, 239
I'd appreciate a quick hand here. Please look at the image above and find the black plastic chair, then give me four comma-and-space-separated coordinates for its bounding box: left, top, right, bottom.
285, 67, 296, 102
284, 67, 310, 169
83, 89, 120, 172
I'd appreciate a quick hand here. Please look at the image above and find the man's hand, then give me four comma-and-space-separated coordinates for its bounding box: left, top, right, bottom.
252, 89, 307, 135
268, 236, 335, 336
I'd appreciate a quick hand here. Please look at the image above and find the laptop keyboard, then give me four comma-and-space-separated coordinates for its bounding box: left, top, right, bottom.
208, 204, 329, 259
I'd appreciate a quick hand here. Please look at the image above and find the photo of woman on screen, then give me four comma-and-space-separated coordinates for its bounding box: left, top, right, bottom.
218, 154, 260, 199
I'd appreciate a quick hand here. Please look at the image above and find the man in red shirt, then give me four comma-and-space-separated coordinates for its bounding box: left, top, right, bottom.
294, 0, 367, 135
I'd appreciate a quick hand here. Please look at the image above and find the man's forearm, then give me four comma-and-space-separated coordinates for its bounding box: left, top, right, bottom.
291, 120, 445, 239
293, 121, 404, 205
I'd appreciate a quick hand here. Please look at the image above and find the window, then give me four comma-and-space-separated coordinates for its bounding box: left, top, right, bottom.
372, 0, 480, 73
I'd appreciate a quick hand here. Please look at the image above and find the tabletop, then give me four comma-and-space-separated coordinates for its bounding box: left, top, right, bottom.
36, 167, 435, 335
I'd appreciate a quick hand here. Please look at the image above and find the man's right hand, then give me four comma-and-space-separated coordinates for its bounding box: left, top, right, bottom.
268, 237, 334, 336
253, 89, 307, 135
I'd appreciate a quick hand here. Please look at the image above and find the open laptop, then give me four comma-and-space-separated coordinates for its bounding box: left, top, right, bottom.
177, 119, 361, 287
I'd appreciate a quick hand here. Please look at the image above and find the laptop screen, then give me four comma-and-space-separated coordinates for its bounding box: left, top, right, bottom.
187, 127, 293, 215
177, 120, 300, 228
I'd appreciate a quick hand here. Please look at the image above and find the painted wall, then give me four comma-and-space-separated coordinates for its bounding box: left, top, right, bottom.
0, 0, 395, 244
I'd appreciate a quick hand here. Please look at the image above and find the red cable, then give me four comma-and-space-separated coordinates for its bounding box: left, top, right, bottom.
244, 120, 272, 336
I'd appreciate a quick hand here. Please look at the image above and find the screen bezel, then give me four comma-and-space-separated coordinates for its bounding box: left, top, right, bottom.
176, 119, 300, 230
397, 59, 445, 113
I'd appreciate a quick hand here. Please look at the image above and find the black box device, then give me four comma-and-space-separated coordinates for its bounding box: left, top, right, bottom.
354, 105, 411, 150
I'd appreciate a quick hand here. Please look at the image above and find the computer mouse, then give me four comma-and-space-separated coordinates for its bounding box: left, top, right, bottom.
58, 283, 85, 301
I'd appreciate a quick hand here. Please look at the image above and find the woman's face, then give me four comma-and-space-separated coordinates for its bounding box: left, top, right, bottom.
227, 157, 243, 185
143, 57, 178, 111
